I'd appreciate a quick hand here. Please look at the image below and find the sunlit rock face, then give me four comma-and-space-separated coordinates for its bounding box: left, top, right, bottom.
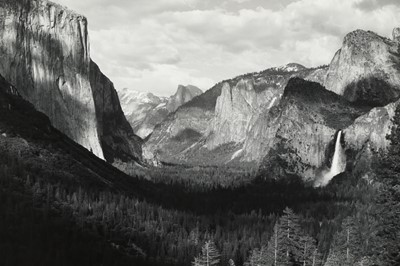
325, 29, 400, 106
0, 0, 103, 156
119, 85, 202, 139
246, 78, 367, 180
166, 85, 202, 113
118, 89, 168, 139
144, 64, 328, 165
207, 80, 279, 149
0, 0, 141, 162
344, 100, 398, 152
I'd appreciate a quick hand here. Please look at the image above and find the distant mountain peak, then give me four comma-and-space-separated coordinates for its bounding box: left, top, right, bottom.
271, 63, 307, 73
119, 84, 203, 138
168, 84, 203, 112
176, 84, 203, 96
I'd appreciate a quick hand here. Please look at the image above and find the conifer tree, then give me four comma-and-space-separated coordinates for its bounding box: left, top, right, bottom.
265, 222, 283, 266
372, 103, 400, 264
193, 240, 221, 266
325, 217, 362, 266
298, 235, 318, 266
245, 246, 268, 266
279, 207, 302, 264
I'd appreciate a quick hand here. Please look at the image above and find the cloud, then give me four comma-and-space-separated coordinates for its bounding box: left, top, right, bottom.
55, 0, 400, 96
355, 0, 400, 11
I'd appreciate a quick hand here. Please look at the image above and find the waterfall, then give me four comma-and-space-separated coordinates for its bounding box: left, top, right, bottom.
317, 130, 346, 187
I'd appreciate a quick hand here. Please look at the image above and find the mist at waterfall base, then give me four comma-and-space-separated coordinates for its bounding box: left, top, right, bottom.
315, 131, 347, 187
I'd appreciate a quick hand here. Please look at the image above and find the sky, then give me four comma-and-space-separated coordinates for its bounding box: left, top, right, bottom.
55, 0, 400, 96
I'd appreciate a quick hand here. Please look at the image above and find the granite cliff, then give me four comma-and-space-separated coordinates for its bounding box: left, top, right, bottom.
145, 28, 400, 182
0, 0, 141, 162
325, 29, 400, 106
248, 78, 368, 180
144, 64, 328, 166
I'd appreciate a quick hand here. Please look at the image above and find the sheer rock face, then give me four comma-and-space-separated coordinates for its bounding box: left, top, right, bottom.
325, 29, 400, 106
244, 78, 368, 180
89, 61, 142, 162
207, 80, 279, 149
166, 85, 202, 113
0, 0, 141, 162
144, 64, 327, 165
0, 0, 102, 156
344, 100, 398, 153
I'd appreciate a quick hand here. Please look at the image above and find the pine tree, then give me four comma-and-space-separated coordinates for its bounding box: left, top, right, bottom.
265, 223, 283, 266
279, 207, 302, 265
298, 235, 318, 266
245, 246, 268, 266
325, 217, 362, 266
193, 240, 221, 266
372, 103, 400, 264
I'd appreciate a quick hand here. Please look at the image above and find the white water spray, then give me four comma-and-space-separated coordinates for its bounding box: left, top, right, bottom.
317, 131, 346, 187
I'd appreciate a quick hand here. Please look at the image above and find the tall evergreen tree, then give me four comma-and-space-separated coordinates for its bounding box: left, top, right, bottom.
193, 240, 221, 266
279, 207, 302, 265
245, 246, 268, 266
325, 217, 362, 266
298, 235, 318, 266
372, 104, 400, 265
265, 223, 284, 266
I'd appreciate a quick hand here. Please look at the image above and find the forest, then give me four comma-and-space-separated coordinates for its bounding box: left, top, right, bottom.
1, 103, 400, 266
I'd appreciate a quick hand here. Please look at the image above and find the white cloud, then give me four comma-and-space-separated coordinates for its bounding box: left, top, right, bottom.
55, 0, 400, 96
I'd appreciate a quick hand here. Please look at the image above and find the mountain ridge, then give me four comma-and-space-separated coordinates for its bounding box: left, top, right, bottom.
144, 28, 400, 181
119, 84, 202, 138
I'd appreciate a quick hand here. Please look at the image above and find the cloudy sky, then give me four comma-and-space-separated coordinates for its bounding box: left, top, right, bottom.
55, 0, 400, 96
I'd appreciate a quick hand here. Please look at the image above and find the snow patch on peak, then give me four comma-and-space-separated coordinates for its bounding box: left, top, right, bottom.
274, 63, 307, 73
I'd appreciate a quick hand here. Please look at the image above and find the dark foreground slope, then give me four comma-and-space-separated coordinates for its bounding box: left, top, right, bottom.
0, 75, 168, 265
0, 74, 385, 266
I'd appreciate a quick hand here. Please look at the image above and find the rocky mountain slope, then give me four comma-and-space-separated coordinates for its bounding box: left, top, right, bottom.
325, 29, 400, 106
145, 27, 400, 182
119, 85, 202, 139
0, 73, 147, 193
0, 0, 141, 163
144, 64, 328, 166
250, 78, 369, 180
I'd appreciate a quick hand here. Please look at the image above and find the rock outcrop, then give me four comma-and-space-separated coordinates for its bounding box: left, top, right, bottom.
344, 100, 398, 153
144, 64, 327, 165
245, 78, 368, 180
207, 80, 279, 149
166, 85, 202, 113
325, 29, 400, 106
119, 85, 202, 139
90, 61, 142, 162
0, 0, 141, 162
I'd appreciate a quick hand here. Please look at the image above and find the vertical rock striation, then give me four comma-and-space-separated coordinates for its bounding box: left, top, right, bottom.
144, 64, 327, 165
244, 78, 367, 180
208, 80, 279, 149
325, 29, 400, 106
90, 61, 142, 162
0, 0, 141, 162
